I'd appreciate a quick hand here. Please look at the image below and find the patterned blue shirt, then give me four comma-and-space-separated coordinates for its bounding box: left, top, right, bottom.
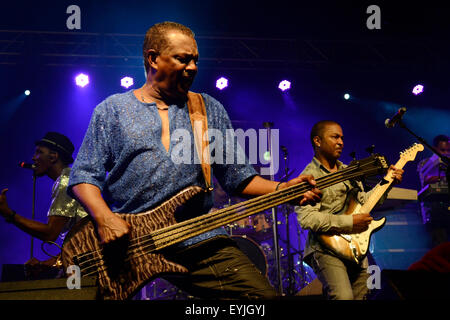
68, 90, 257, 247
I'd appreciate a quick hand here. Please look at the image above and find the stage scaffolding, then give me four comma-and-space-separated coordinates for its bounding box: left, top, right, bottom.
0, 29, 440, 71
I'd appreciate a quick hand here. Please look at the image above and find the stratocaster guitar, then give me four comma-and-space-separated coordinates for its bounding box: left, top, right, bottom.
61, 154, 388, 300
318, 143, 424, 264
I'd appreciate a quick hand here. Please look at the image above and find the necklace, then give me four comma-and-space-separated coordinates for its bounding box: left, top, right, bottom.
140, 89, 169, 111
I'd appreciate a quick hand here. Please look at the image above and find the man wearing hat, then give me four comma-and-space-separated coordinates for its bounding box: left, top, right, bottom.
0, 132, 87, 251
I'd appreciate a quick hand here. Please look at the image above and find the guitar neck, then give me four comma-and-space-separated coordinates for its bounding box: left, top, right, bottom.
151, 160, 383, 250
361, 158, 406, 213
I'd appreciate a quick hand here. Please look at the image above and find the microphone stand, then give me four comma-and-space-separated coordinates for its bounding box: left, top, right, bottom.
296, 221, 307, 289
31, 172, 36, 259
263, 122, 283, 295
281, 147, 295, 296
397, 119, 450, 197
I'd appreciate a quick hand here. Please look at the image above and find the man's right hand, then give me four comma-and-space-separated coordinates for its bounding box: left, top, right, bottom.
97, 212, 131, 244
352, 213, 373, 233
71, 184, 131, 245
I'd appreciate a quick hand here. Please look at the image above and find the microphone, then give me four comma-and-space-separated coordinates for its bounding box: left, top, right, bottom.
385, 107, 407, 128
19, 162, 36, 169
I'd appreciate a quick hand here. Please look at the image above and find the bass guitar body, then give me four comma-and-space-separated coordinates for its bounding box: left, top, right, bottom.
62, 186, 203, 300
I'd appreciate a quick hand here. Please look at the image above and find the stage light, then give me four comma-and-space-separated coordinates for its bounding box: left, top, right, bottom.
278, 80, 291, 92
75, 73, 89, 88
344, 93, 350, 100
24, 90, 30, 96
216, 77, 228, 90
412, 84, 424, 95
121, 76, 134, 89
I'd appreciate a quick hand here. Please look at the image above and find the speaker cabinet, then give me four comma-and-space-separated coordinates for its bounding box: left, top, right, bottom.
0, 277, 98, 300
373, 269, 450, 300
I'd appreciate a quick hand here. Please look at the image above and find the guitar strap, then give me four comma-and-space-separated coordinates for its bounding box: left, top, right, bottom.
187, 91, 213, 192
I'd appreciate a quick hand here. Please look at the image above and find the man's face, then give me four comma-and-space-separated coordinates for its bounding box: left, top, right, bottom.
152, 31, 198, 100
32, 145, 55, 177
316, 123, 344, 160
435, 140, 450, 157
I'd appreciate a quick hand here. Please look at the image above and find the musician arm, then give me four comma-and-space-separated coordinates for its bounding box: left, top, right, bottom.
71, 183, 130, 244
295, 204, 353, 234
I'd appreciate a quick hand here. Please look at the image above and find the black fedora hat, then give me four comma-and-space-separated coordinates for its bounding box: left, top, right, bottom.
35, 132, 75, 164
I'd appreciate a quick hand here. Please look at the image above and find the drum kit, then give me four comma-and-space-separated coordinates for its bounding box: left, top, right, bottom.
224, 201, 317, 296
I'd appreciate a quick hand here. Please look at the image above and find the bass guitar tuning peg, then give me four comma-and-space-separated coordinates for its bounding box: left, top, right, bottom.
365, 145, 376, 155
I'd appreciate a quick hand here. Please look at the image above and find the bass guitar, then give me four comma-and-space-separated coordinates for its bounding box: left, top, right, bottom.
62, 154, 388, 300
318, 143, 424, 263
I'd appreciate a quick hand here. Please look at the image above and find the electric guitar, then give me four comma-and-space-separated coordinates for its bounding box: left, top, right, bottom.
318, 143, 424, 264
61, 154, 388, 300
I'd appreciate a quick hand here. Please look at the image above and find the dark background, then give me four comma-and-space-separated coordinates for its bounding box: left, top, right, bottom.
0, 0, 448, 276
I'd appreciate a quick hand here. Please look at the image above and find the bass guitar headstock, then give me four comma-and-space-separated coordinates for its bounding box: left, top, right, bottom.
348, 153, 389, 180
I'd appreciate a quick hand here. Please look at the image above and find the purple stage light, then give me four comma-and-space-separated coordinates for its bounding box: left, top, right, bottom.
75, 73, 89, 87
216, 77, 228, 90
412, 84, 424, 95
278, 80, 291, 92
121, 76, 134, 89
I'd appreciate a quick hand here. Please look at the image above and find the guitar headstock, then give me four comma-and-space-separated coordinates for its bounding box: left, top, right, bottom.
399, 143, 424, 162
348, 153, 389, 178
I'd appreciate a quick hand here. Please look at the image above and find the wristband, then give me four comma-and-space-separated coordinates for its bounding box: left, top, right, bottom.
275, 182, 283, 191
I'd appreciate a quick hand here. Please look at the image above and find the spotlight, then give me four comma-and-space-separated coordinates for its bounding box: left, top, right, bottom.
75, 73, 89, 88
24, 90, 30, 96
121, 76, 134, 89
412, 84, 424, 95
278, 80, 291, 92
216, 77, 228, 90
344, 93, 350, 100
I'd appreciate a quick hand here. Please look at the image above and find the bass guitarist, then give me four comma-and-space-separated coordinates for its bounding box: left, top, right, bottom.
67, 21, 321, 299
296, 120, 403, 300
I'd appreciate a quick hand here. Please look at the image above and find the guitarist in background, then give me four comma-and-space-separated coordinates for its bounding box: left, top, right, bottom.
67, 21, 321, 299
296, 120, 403, 300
